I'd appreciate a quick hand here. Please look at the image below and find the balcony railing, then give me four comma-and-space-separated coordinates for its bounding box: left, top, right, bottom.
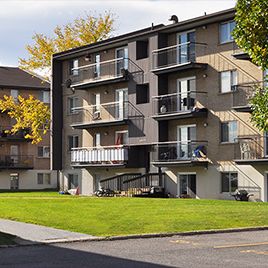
0, 126, 30, 141
71, 145, 128, 166
70, 58, 143, 87
152, 91, 207, 117
232, 82, 264, 111
152, 42, 207, 71
234, 135, 268, 161
71, 101, 141, 128
232, 43, 250, 60
152, 141, 208, 163
0, 155, 34, 169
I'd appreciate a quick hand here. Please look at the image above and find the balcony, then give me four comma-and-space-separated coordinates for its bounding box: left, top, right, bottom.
71, 101, 143, 129
69, 58, 143, 89
0, 155, 34, 169
232, 43, 250, 60
0, 127, 31, 142
71, 145, 128, 167
152, 91, 207, 121
152, 42, 207, 75
232, 82, 263, 112
152, 141, 209, 167
234, 135, 268, 164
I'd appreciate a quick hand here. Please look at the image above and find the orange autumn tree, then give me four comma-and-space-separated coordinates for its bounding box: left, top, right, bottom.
0, 95, 50, 144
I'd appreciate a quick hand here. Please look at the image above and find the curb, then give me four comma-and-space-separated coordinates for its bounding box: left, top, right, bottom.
2, 226, 268, 247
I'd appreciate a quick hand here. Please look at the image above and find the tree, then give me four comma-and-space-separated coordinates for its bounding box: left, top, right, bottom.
0, 95, 50, 144
19, 12, 115, 78
233, 0, 268, 132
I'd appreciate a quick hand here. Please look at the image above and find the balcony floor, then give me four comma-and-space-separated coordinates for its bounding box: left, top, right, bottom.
71, 119, 129, 129
234, 158, 268, 165
152, 62, 207, 75
152, 108, 208, 121
71, 163, 126, 168
152, 159, 209, 167
232, 105, 252, 113
70, 75, 127, 90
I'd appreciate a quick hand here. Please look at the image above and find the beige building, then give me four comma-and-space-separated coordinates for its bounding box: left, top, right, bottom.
0, 67, 57, 190
52, 8, 268, 201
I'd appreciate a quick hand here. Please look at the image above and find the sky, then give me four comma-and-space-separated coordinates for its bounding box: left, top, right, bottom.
0, 0, 236, 67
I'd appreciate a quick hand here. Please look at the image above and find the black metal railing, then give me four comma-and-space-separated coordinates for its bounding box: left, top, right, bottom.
123, 173, 164, 197
70, 58, 143, 86
234, 135, 268, 160
152, 91, 207, 116
232, 81, 264, 109
152, 141, 208, 163
152, 42, 207, 70
0, 126, 30, 141
99, 173, 141, 193
0, 155, 34, 169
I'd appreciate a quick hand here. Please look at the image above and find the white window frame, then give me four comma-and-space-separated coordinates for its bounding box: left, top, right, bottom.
70, 59, 79, 76
68, 135, 79, 151
94, 133, 101, 147
37, 146, 50, 158
67, 96, 79, 115
40, 91, 50, 104
10, 89, 18, 102
219, 20, 236, 44
221, 121, 238, 143
220, 70, 237, 93
221, 172, 238, 193
37, 173, 51, 185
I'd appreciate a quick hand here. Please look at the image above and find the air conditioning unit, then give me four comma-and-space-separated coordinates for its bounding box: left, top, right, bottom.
92, 111, 101, 120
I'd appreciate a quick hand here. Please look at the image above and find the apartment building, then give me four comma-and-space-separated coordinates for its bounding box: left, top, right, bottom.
0, 67, 57, 190
52, 8, 268, 201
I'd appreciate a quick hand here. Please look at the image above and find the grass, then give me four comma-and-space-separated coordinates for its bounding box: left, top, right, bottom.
0, 192, 268, 236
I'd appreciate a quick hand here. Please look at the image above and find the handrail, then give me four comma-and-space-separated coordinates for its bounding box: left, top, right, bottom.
100, 173, 141, 183
152, 140, 208, 145
152, 91, 207, 98
72, 100, 126, 111
72, 57, 124, 71
71, 145, 125, 150
152, 42, 207, 53
123, 173, 160, 184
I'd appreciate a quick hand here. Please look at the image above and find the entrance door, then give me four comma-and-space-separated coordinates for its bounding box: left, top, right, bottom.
178, 173, 196, 197
177, 77, 196, 111
10, 145, 19, 164
177, 125, 196, 159
115, 89, 128, 119
10, 173, 19, 190
177, 31, 195, 64
115, 47, 128, 76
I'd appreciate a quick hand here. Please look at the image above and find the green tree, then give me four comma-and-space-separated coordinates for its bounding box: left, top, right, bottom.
233, 0, 268, 131
19, 12, 115, 77
0, 95, 50, 144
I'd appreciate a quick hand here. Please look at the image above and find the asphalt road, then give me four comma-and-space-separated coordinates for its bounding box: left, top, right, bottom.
1, 230, 268, 267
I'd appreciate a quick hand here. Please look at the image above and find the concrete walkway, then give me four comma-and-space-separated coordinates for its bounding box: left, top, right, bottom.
0, 219, 97, 245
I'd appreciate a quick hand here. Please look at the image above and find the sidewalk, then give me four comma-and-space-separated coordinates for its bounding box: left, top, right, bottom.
0, 219, 97, 245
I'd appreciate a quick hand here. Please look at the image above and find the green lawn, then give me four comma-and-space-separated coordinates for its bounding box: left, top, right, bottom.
0, 192, 268, 236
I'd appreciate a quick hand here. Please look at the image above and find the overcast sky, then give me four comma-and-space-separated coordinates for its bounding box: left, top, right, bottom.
0, 0, 236, 66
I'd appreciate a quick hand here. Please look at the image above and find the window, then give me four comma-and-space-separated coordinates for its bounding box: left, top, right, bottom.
68, 174, 79, 189
69, 59, 79, 76
10, 89, 18, 101
221, 172, 238, 193
37, 173, 51, 185
220, 21, 236, 44
94, 93, 100, 112
93, 133, 101, 147
115, 131, 128, 145
136, 84, 149, 104
221, 121, 238, 143
136, 39, 149, 60
37, 146, 50, 158
39, 91, 50, 103
95, 54, 100, 77
220, 70, 237, 93
67, 97, 79, 114
68, 135, 78, 151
